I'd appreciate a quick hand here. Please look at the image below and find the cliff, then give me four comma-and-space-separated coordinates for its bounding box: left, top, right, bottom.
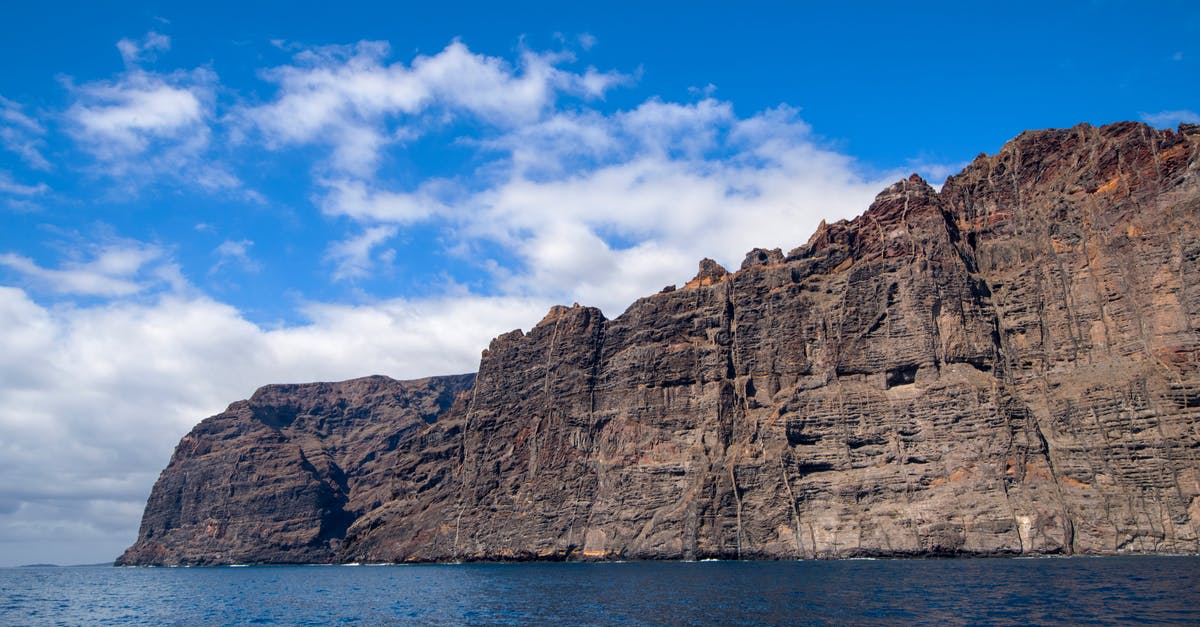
117, 374, 475, 565
119, 122, 1200, 565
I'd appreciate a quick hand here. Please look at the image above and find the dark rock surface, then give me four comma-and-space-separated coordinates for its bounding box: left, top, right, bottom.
121, 122, 1200, 565
116, 374, 474, 565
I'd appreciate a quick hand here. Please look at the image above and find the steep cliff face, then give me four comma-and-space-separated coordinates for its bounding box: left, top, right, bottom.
116, 374, 474, 565
121, 122, 1200, 564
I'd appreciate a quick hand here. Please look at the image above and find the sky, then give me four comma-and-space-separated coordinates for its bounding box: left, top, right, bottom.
0, 0, 1197, 566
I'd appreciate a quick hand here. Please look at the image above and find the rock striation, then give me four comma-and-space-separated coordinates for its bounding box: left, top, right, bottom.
120, 122, 1200, 565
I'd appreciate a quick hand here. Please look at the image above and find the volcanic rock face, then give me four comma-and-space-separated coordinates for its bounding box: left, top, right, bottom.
116, 374, 474, 565
121, 122, 1200, 565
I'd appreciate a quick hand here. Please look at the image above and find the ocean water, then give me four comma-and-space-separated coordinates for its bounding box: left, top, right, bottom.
2, 557, 1198, 625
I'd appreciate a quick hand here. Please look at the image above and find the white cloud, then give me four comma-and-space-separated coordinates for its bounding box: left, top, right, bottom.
0, 97, 44, 135
413, 43, 557, 123
1141, 109, 1200, 127
0, 96, 51, 210
215, 239, 252, 259
0, 285, 548, 565
210, 239, 259, 275
325, 224, 399, 281
314, 98, 892, 316
0, 241, 171, 297
63, 33, 245, 195
618, 97, 733, 156
116, 31, 171, 67
469, 150, 886, 316
317, 178, 449, 223
243, 40, 627, 176
68, 72, 208, 156
0, 95, 50, 170
0, 171, 49, 197
233, 41, 904, 308
479, 108, 622, 177
246, 43, 902, 311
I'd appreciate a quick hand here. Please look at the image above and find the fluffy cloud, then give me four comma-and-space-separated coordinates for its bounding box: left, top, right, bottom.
0, 283, 549, 565
467, 129, 887, 315
243, 40, 626, 176
62, 33, 246, 196
67, 71, 209, 157
248, 42, 899, 313
312, 96, 891, 315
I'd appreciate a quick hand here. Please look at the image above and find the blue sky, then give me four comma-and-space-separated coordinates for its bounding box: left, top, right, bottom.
0, 0, 1196, 566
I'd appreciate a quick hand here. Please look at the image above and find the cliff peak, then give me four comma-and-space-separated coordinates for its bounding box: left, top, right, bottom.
740, 247, 784, 270
684, 258, 730, 288
864, 173, 938, 220
536, 302, 606, 328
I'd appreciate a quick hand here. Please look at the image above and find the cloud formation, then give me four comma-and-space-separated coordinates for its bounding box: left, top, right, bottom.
116, 31, 171, 67
317, 177, 447, 223
0, 240, 177, 297
67, 70, 209, 158
464, 101, 891, 314
237, 42, 903, 315
211, 239, 259, 275
243, 40, 626, 176
1141, 109, 1200, 127
61, 34, 249, 197
326, 225, 400, 281
0, 96, 50, 170
291, 98, 890, 314
0, 95, 52, 211
0, 172, 49, 197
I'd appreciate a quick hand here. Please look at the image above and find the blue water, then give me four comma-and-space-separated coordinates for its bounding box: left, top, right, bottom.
2, 557, 1198, 625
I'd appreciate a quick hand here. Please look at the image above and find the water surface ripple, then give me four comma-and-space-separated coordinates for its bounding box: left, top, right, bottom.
2, 556, 1198, 625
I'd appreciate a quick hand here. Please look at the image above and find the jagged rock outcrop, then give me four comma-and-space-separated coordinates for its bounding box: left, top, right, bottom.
121, 122, 1200, 565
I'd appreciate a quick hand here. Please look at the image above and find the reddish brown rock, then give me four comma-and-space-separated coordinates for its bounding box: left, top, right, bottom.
120, 122, 1200, 564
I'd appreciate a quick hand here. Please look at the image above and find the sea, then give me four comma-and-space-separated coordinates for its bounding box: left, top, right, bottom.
2, 557, 1198, 625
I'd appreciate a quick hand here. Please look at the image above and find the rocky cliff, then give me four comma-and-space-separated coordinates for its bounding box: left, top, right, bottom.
117, 374, 475, 565
119, 122, 1200, 565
